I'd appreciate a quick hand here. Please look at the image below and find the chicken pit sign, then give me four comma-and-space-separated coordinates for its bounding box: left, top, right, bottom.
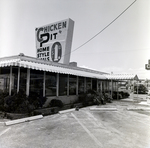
35, 18, 74, 64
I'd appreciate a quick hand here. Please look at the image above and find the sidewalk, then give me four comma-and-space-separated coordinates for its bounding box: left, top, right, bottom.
121, 93, 149, 103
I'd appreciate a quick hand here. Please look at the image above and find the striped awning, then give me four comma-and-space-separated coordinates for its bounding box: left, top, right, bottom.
0, 55, 139, 81
104, 74, 139, 80
0, 58, 106, 80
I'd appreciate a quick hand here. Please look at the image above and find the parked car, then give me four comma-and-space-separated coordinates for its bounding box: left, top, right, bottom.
118, 86, 128, 92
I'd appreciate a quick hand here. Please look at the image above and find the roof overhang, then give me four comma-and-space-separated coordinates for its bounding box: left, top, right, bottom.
0, 55, 106, 80
104, 74, 139, 81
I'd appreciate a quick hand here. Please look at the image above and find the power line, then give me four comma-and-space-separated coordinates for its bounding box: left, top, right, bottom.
74, 48, 150, 54
62, 0, 137, 57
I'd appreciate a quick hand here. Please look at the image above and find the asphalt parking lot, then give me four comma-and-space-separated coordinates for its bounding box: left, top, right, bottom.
0, 94, 150, 148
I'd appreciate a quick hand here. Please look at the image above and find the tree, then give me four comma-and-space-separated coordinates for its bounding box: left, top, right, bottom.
134, 84, 148, 94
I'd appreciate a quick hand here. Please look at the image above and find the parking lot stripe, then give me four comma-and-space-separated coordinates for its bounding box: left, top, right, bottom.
0, 127, 11, 137
90, 107, 117, 111
5, 115, 43, 126
71, 113, 103, 148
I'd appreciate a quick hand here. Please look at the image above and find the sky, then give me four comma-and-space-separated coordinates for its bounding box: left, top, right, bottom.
0, 0, 150, 79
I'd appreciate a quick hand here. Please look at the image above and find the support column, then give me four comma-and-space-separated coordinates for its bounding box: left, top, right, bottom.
91, 79, 93, 90
43, 71, 46, 97
117, 82, 119, 100
97, 79, 99, 92
101, 81, 103, 95
107, 81, 109, 92
91, 78, 92, 90
76, 76, 78, 95
67, 74, 69, 96
17, 67, 20, 93
137, 80, 138, 98
9, 66, 12, 96
56, 73, 59, 97
133, 80, 135, 98
26, 68, 30, 97
111, 79, 113, 98
84, 77, 86, 93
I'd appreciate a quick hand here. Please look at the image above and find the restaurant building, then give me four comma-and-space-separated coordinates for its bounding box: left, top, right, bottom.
0, 54, 138, 105
0, 18, 138, 105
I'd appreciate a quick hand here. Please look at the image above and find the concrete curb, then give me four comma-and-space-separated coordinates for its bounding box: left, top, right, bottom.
127, 108, 150, 111
90, 108, 118, 111
59, 108, 76, 114
5, 115, 43, 126
120, 99, 136, 102
139, 102, 150, 106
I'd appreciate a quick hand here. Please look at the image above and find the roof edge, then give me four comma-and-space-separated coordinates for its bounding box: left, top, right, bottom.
0, 54, 108, 75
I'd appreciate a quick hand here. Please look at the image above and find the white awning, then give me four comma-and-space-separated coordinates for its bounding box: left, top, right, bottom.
0, 59, 106, 79
104, 74, 139, 80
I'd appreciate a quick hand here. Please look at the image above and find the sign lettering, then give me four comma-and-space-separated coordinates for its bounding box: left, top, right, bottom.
35, 18, 74, 64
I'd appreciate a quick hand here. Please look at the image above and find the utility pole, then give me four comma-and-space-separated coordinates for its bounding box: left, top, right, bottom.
111, 72, 113, 98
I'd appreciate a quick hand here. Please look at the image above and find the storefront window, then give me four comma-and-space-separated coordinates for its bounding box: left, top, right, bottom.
59, 74, 67, 96
78, 77, 84, 94
45, 72, 56, 96
103, 81, 106, 92
20, 68, 27, 94
97, 80, 101, 93
86, 78, 92, 91
109, 81, 112, 92
92, 79, 97, 91
0, 67, 10, 93
69, 75, 76, 95
30, 70, 43, 96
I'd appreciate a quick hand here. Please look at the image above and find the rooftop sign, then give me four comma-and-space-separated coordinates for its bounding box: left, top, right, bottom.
35, 18, 74, 64
145, 64, 150, 70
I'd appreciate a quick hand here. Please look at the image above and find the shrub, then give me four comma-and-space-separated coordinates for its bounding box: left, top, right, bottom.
134, 84, 148, 94
78, 92, 94, 106
78, 90, 107, 106
50, 99, 63, 108
104, 93, 113, 103
0, 90, 47, 114
0, 91, 9, 111
112, 91, 118, 99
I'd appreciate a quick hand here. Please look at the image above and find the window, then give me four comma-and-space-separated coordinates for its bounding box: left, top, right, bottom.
97, 80, 101, 93
86, 78, 92, 91
69, 75, 76, 95
45, 72, 56, 96
59, 74, 67, 96
0, 67, 10, 93
20, 68, 27, 93
30, 69, 44, 96
78, 77, 84, 94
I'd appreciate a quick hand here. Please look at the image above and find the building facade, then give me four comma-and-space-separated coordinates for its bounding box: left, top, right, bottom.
0, 54, 138, 105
